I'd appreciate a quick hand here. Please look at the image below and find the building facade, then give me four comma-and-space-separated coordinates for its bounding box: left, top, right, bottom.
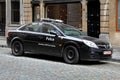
0, 0, 119, 46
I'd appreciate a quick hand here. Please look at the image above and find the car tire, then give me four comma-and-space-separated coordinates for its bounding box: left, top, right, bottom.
11, 41, 24, 56
63, 46, 79, 64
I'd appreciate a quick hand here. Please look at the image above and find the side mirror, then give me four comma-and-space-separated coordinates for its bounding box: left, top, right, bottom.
50, 31, 58, 37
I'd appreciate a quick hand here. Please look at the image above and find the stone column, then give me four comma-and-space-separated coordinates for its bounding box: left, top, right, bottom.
81, 0, 87, 32
23, 0, 32, 23
40, 0, 44, 20
5, 0, 11, 37
20, 0, 24, 25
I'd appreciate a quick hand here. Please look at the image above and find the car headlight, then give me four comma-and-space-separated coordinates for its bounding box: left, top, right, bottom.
83, 40, 98, 49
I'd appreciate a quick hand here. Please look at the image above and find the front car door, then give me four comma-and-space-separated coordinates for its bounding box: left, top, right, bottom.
38, 23, 62, 56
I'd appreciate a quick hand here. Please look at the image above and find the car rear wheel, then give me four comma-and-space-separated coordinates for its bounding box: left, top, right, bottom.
11, 41, 24, 56
63, 46, 79, 64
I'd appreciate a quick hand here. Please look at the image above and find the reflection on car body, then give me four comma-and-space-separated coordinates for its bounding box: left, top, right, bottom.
7, 19, 113, 64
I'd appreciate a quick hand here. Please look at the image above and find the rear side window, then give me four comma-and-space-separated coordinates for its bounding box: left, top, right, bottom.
19, 23, 41, 32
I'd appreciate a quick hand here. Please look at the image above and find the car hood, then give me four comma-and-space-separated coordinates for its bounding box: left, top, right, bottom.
75, 36, 109, 44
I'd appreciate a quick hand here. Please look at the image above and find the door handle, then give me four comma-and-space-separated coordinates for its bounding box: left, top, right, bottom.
38, 36, 43, 39
21, 33, 25, 36
21, 33, 25, 35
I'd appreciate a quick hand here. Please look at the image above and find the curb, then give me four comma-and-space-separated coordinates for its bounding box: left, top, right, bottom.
0, 45, 8, 48
111, 59, 120, 63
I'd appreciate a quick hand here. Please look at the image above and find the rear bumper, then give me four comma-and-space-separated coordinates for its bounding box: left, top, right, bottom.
80, 46, 113, 61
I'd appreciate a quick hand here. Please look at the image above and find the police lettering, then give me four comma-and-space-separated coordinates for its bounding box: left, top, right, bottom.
46, 37, 54, 41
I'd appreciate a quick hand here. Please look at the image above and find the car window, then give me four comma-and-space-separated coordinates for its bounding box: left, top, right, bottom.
54, 23, 86, 36
20, 23, 41, 32
41, 24, 57, 34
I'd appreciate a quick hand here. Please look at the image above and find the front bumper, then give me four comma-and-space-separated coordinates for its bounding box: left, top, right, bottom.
80, 46, 113, 61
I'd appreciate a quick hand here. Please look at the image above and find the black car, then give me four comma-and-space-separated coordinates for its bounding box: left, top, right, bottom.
7, 20, 112, 64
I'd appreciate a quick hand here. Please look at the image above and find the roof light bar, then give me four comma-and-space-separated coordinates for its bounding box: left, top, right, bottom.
41, 18, 63, 23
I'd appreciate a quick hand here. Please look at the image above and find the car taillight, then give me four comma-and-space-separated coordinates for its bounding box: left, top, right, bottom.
8, 32, 11, 37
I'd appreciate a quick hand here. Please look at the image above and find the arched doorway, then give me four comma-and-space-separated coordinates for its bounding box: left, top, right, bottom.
87, 0, 100, 38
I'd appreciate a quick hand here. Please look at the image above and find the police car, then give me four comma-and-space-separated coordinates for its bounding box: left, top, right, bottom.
7, 18, 112, 64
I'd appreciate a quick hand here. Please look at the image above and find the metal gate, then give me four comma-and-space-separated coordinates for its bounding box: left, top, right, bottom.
87, 0, 100, 38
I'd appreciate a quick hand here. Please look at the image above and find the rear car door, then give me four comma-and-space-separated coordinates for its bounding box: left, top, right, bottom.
19, 22, 42, 53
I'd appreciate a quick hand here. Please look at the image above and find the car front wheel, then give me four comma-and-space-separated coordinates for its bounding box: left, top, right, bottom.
63, 46, 79, 64
11, 41, 24, 56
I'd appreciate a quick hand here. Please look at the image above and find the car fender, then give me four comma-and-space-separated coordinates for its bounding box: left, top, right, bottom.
61, 41, 81, 56
10, 37, 23, 47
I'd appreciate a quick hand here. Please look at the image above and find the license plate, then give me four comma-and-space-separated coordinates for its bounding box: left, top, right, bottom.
104, 51, 112, 55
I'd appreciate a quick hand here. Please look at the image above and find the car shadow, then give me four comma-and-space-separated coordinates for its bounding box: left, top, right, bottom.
111, 59, 120, 63
24, 53, 64, 63
23, 53, 108, 65
78, 61, 107, 65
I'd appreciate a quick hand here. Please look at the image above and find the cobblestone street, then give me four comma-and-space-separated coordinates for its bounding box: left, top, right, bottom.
0, 48, 120, 80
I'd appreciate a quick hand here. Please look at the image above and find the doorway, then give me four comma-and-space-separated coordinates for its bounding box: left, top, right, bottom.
87, 0, 100, 38
46, 3, 82, 29
46, 4, 67, 23
0, 2, 5, 36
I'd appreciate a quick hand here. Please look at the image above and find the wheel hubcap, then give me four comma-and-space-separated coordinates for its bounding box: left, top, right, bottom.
14, 43, 20, 53
67, 50, 75, 60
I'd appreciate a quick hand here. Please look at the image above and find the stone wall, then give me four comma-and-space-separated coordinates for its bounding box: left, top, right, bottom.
109, 0, 120, 47
100, 0, 110, 33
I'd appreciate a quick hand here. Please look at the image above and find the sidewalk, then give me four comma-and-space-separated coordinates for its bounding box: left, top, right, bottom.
111, 46, 120, 62
0, 36, 7, 47
0, 36, 120, 62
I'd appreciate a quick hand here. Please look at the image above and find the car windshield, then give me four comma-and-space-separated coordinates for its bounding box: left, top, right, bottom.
55, 23, 85, 36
